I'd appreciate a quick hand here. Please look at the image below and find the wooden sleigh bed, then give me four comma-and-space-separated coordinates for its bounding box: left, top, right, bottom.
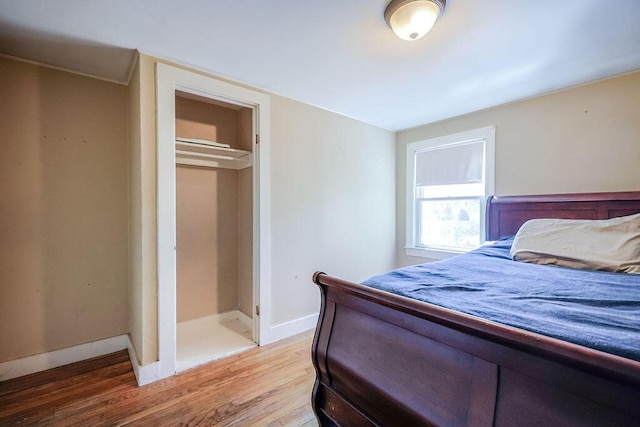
311, 192, 640, 427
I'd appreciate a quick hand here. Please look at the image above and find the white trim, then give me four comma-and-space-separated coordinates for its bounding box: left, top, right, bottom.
265, 313, 319, 344
405, 246, 465, 260
256, 99, 273, 347
0, 335, 128, 382
405, 126, 496, 257
484, 127, 496, 206
156, 63, 271, 382
156, 63, 178, 381
126, 336, 161, 386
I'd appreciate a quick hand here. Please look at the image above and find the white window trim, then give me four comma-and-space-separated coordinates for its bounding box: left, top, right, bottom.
406, 126, 495, 260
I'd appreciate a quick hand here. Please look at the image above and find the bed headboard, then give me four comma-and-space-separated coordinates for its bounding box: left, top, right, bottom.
486, 191, 640, 241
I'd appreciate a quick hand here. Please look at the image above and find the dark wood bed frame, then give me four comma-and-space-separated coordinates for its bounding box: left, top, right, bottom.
311, 192, 640, 427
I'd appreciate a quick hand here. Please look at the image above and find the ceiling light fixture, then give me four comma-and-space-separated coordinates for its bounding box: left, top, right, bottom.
384, 0, 446, 41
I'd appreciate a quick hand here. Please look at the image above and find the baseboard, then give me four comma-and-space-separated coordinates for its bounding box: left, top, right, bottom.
125, 313, 318, 386
0, 315, 319, 385
125, 338, 161, 386
266, 312, 319, 344
0, 335, 129, 382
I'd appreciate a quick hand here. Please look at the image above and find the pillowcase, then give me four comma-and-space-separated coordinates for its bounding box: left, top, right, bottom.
510, 213, 640, 274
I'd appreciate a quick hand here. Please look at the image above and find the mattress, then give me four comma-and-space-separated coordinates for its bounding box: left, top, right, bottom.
362, 238, 640, 361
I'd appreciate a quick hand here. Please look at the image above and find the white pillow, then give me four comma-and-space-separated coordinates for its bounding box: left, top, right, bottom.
510, 213, 640, 274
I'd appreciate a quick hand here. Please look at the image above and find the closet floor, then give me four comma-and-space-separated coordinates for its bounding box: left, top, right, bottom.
176, 310, 255, 372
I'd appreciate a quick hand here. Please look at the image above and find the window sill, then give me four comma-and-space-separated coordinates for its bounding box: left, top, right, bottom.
405, 246, 466, 260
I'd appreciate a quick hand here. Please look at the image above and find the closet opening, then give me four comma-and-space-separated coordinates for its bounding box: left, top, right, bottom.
174, 91, 256, 372
156, 63, 271, 381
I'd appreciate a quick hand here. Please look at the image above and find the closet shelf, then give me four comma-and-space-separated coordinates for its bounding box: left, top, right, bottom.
175, 140, 252, 170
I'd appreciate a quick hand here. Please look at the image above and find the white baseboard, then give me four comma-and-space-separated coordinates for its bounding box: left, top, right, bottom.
126, 339, 161, 387
0, 335, 129, 382
0, 315, 319, 386
265, 312, 319, 344
129, 312, 318, 386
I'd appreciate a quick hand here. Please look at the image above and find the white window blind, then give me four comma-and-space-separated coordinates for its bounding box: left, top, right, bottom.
415, 140, 484, 186
406, 126, 495, 260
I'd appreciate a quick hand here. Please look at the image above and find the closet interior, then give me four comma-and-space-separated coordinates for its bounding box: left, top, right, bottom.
174, 90, 255, 372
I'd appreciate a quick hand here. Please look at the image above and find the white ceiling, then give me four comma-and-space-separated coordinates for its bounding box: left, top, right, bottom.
1, 0, 639, 131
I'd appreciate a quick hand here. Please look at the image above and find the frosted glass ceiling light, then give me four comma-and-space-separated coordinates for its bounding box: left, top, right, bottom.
384, 0, 446, 41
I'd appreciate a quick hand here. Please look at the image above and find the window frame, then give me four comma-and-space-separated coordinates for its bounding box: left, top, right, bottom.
405, 126, 495, 260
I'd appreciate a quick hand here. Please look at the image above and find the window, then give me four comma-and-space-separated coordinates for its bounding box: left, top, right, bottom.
406, 126, 495, 259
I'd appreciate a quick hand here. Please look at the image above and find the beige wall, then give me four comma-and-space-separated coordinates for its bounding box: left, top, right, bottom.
176, 166, 240, 321
133, 54, 396, 361
175, 95, 241, 148
128, 53, 158, 365
236, 107, 254, 318
270, 95, 397, 324
237, 167, 253, 318
2, 49, 635, 371
174, 95, 254, 322
128, 55, 141, 364
396, 71, 640, 267
0, 56, 128, 362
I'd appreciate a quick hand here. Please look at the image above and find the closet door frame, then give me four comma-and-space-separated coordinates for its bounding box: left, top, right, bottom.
156, 63, 272, 379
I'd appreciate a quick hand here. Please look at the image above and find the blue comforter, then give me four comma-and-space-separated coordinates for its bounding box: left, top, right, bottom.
362, 238, 640, 361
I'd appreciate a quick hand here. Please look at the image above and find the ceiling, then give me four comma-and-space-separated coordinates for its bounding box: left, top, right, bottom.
1, 0, 639, 131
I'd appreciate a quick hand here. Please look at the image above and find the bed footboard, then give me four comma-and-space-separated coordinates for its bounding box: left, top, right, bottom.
311, 272, 640, 427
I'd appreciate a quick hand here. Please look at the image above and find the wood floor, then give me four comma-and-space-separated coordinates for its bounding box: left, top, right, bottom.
0, 331, 318, 426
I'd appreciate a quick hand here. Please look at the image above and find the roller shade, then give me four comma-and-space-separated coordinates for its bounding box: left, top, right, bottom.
415, 140, 484, 186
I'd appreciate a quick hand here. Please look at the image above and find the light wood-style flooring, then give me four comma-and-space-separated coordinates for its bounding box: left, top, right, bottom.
0, 331, 317, 426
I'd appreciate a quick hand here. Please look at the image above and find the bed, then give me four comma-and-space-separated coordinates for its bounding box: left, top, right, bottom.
311, 192, 640, 427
